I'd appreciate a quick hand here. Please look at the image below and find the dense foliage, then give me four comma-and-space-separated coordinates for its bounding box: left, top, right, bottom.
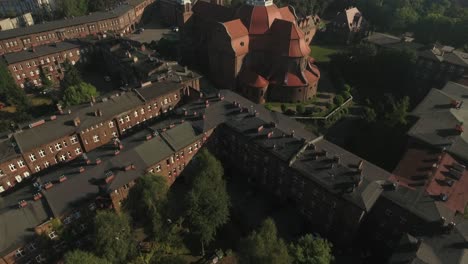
64, 250, 110, 264
184, 149, 230, 255
61, 61, 99, 106
55, 0, 119, 18
357, 0, 468, 49
240, 218, 333, 264
240, 218, 291, 264
93, 211, 136, 263
289, 234, 333, 264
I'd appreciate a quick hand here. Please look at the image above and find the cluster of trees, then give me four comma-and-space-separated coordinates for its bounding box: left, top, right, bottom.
0, 62, 31, 132
63, 149, 230, 264
61, 61, 99, 106
49, 0, 119, 19
357, 0, 468, 49
240, 218, 333, 264
329, 43, 414, 169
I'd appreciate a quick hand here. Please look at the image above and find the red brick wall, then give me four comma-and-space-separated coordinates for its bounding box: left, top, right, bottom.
116, 91, 181, 136
0, 156, 32, 192
7, 47, 82, 88
22, 134, 82, 174
79, 120, 119, 153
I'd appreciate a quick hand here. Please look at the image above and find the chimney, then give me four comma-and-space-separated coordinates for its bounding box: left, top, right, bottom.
290, 130, 295, 138
56, 103, 63, 114
95, 109, 103, 117
455, 123, 464, 133
257, 125, 264, 132
73, 117, 81, 127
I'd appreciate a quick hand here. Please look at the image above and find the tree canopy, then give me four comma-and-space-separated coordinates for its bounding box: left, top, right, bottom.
357, 0, 468, 48
62, 82, 99, 106
125, 174, 169, 237
184, 149, 230, 255
289, 235, 333, 264
55, 0, 119, 17
93, 211, 135, 263
239, 218, 291, 264
64, 250, 110, 264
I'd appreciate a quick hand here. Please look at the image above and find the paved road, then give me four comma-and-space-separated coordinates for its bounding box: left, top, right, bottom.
128, 16, 177, 44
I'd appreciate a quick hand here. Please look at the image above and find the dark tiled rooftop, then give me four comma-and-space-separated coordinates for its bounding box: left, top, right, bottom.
3, 41, 82, 64
0, 5, 134, 41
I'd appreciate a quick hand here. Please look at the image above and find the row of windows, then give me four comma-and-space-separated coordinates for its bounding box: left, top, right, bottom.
11, 51, 79, 72
0, 171, 30, 192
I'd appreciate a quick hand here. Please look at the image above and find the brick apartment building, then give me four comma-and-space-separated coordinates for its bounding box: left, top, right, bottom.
2, 85, 468, 263
0, 139, 31, 193
161, 0, 321, 104
0, 0, 154, 55
0, 66, 201, 195
3, 41, 85, 88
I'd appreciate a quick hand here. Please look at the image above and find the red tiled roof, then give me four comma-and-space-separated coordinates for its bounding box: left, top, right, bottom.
236, 4, 282, 35
278, 6, 296, 23
223, 19, 248, 39
192, 1, 235, 22
393, 147, 468, 214
270, 19, 310, 57
221, 19, 249, 55
239, 69, 269, 88
284, 71, 307, 87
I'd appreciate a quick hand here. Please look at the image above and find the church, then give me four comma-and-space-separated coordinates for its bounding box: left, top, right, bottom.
159, 0, 321, 104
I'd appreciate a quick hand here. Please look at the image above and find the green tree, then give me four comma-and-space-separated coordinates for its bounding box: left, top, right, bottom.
62, 82, 99, 106
184, 149, 230, 255
125, 174, 169, 236
88, 0, 117, 12
281, 104, 287, 113
93, 211, 135, 263
62, 60, 83, 88
289, 235, 333, 264
333, 95, 344, 106
64, 250, 110, 264
39, 67, 53, 90
363, 106, 377, 123
57, 0, 88, 17
385, 96, 410, 126
296, 104, 305, 114
239, 218, 291, 264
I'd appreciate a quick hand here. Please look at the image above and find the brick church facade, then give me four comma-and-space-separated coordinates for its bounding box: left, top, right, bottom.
159, 0, 321, 104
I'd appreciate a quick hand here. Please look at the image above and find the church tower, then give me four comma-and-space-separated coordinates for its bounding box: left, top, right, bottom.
176, 0, 193, 27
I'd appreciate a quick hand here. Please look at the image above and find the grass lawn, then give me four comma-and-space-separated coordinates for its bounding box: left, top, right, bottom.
310, 45, 344, 63
31, 96, 53, 107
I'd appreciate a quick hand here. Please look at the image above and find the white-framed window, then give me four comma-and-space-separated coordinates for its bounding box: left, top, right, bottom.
38, 149, 45, 158
35, 166, 41, 172
194, 143, 199, 149
133, 111, 138, 117
24, 172, 30, 177
15, 175, 22, 182
29, 153, 36, 161
125, 115, 130, 122
54, 143, 62, 151
140, 108, 145, 114
70, 136, 78, 144
0, 169, 4, 176
75, 148, 81, 154
44, 161, 50, 168
164, 98, 168, 105
188, 147, 193, 153
30, 71, 34, 76
93, 135, 100, 142
156, 165, 161, 172
13, 66, 17, 71
17, 160, 25, 168
119, 118, 124, 124
109, 121, 114, 128
49, 146, 54, 153
59, 154, 66, 161
16, 75, 20, 80
63, 141, 68, 147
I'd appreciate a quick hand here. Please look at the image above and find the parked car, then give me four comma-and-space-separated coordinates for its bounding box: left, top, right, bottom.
172, 26, 179, 32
